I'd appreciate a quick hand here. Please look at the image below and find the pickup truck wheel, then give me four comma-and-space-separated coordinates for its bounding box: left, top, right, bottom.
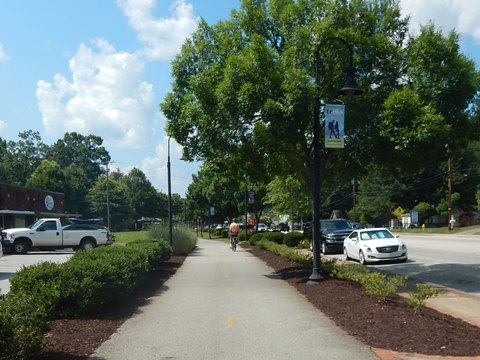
80, 239, 96, 250
321, 241, 328, 255
13, 239, 29, 254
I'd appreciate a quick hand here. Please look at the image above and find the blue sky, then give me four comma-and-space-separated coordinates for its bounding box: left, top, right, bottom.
0, 0, 479, 196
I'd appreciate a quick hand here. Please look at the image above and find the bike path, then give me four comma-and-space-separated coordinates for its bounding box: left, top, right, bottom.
90, 238, 379, 360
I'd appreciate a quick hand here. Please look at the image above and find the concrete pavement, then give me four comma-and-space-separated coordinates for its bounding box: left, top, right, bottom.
90, 238, 380, 360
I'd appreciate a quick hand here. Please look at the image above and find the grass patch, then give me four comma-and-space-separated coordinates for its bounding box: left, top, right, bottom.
113, 231, 149, 245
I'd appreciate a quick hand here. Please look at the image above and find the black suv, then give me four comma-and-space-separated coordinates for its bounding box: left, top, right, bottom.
306, 219, 353, 254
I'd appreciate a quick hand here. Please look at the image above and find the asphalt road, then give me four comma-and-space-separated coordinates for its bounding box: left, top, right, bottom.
374, 233, 480, 295
0, 250, 73, 294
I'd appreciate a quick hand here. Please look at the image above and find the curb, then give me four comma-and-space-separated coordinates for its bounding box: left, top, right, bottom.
372, 348, 480, 360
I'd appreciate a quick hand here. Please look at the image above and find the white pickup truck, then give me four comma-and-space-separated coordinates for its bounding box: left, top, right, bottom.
1, 218, 113, 254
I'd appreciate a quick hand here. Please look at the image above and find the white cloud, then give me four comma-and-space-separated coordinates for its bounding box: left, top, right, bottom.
36, 39, 156, 148
117, 0, 199, 60
0, 43, 9, 63
141, 135, 198, 193
400, 0, 480, 42
142, 136, 181, 191
0, 119, 7, 136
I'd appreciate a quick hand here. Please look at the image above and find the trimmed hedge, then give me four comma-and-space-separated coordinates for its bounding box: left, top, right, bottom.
0, 239, 172, 359
283, 232, 305, 247
261, 231, 284, 244
248, 232, 265, 245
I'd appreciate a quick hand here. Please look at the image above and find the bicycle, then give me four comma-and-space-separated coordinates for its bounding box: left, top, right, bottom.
230, 234, 238, 252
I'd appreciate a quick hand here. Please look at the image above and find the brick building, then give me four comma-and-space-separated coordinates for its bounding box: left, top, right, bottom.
0, 182, 76, 229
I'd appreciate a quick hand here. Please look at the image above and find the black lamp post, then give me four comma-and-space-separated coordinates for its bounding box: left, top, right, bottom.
309, 37, 362, 283
446, 144, 452, 231
167, 136, 173, 246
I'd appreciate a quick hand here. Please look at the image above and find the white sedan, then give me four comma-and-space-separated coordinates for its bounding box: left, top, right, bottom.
343, 228, 407, 265
257, 223, 268, 232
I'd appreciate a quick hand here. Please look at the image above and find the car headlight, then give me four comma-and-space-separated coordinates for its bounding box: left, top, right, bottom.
399, 243, 407, 250
365, 246, 372, 252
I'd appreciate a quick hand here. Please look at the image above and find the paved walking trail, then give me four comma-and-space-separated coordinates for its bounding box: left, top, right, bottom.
91, 238, 379, 360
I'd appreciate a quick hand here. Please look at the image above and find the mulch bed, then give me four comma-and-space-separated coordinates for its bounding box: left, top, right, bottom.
38, 255, 186, 360
37, 248, 480, 359
248, 246, 480, 357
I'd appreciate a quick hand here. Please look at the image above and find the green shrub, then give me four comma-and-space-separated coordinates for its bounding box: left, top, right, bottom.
331, 263, 370, 282
238, 230, 249, 242
0, 291, 52, 359
56, 243, 166, 317
359, 272, 407, 299
319, 258, 338, 275
298, 239, 310, 249
9, 261, 62, 315
256, 240, 311, 266
147, 224, 197, 255
172, 226, 197, 255
406, 283, 441, 310
332, 263, 406, 299
283, 232, 305, 247
262, 231, 284, 244
0, 239, 175, 358
249, 232, 264, 245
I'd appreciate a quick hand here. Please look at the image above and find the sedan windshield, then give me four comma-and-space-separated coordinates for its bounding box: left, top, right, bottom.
360, 230, 394, 240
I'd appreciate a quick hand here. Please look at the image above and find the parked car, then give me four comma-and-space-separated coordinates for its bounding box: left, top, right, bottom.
2, 218, 112, 254
350, 222, 364, 229
0, 239, 3, 258
307, 218, 353, 254
256, 223, 268, 232
276, 222, 290, 232
343, 228, 408, 265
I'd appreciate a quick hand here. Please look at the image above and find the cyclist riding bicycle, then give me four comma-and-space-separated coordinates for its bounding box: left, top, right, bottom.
228, 219, 240, 249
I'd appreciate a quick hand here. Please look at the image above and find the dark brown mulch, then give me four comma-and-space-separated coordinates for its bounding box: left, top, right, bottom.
38, 248, 480, 359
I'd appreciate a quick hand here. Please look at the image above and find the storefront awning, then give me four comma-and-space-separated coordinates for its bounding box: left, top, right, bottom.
0, 210, 35, 215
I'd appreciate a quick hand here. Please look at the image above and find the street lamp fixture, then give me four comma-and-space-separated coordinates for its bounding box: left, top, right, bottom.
309, 37, 362, 283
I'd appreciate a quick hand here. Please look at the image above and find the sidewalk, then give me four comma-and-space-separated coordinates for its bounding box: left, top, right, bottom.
90, 238, 380, 360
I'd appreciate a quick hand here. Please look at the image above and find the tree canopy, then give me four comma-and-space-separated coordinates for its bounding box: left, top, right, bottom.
162, 0, 480, 225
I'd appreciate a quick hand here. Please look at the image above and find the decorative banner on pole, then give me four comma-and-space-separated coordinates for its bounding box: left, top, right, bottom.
248, 191, 255, 204
325, 104, 345, 148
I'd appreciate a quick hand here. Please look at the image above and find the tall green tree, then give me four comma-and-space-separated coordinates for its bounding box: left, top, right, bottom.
122, 167, 162, 220
63, 164, 90, 213
45, 132, 110, 215
46, 132, 109, 187
1, 131, 46, 186
26, 159, 64, 192
265, 175, 311, 226
86, 173, 131, 231
161, 0, 410, 209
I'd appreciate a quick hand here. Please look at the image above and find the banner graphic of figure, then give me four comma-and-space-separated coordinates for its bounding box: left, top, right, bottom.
325, 104, 345, 148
